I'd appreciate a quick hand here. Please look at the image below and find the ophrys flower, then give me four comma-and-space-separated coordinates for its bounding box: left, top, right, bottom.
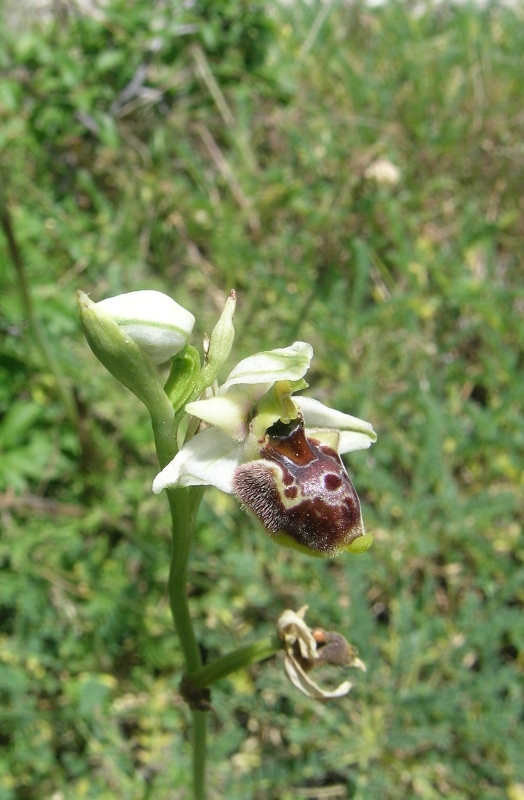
153, 342, 376, 557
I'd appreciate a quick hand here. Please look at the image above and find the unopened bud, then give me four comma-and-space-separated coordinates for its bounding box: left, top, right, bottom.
78, 291, 167, 413
200, 290, 237, 388
95, 290, 195, 365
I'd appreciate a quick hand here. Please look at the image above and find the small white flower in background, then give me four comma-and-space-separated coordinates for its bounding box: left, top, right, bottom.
153, 340, 377, 557
364, 157, 401, 187
277, 606, 365, 700
95, 290, 195, 364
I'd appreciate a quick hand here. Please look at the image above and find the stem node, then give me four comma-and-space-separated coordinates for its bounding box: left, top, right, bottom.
180, 675, 213, 712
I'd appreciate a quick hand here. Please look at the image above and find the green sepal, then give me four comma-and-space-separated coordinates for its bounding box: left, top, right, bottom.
164, 345, 202, 413
78, 291, 167, 415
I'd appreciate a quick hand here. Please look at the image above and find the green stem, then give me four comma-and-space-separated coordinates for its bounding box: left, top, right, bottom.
189, 636, 280, 690
152, 414, 280, 799
166, 486, 207, 798
151, 390, 208, 798
151, 350, 214, 797
192, 711, 207, 800
150, 409, 177, 469
166, 487, 203, 673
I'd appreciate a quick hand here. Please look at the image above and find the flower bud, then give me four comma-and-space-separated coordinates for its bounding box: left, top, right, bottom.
95, 290, 195, 365
78, 291, 167, 413
199, 290, 237, 390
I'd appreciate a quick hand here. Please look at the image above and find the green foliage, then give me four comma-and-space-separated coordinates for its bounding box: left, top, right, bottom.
1, 0, 523, 798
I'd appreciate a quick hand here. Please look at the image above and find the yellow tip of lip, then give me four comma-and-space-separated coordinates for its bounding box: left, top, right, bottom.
346, 532, 374, 554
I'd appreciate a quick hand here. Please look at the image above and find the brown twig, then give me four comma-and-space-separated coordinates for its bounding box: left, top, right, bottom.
195, 123, 260, 234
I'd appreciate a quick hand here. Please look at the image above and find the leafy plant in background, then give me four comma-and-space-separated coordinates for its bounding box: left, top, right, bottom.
1, 0, 524, 797
78, 287, 376, 798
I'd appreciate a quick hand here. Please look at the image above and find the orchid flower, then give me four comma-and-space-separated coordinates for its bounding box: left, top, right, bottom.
153, 341, 377, 557
79, 285, 379, 791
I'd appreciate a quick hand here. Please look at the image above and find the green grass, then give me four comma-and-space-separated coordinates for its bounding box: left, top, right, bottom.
0, 1, 523, 798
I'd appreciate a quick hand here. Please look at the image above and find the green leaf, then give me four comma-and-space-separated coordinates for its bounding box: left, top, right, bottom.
0, 402, 42, 449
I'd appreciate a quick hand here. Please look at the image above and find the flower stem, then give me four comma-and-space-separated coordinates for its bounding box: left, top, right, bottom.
166, 487, 203, 673
166, 486, 207, 798
151, 395, 207, 798
192, 711, 207, 800
150, 411, 177, 470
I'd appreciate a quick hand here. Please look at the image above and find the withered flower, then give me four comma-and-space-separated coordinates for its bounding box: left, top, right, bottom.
277, 607, 365, 699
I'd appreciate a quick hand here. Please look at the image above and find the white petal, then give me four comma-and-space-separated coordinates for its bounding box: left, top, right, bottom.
221, 341, 313, 392
283, 656, 352, 700
97, 290, 195, 364
337, 430, 376, 454
152, 427, 244, 494
296, 397, 376, 442
185, 388, 251, 442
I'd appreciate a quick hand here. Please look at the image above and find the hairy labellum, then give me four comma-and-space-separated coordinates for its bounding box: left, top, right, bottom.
233, 416, 366, 556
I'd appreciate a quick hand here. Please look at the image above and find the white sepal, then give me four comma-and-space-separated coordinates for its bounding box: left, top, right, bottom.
283, 656, 353, 700
152, 426, 243, 494
297, 397, 376, 441
337, 430, 376, 454
221, 341, 313, 392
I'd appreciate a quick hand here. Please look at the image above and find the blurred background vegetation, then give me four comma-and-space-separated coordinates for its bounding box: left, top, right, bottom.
1, 0, 523, 798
